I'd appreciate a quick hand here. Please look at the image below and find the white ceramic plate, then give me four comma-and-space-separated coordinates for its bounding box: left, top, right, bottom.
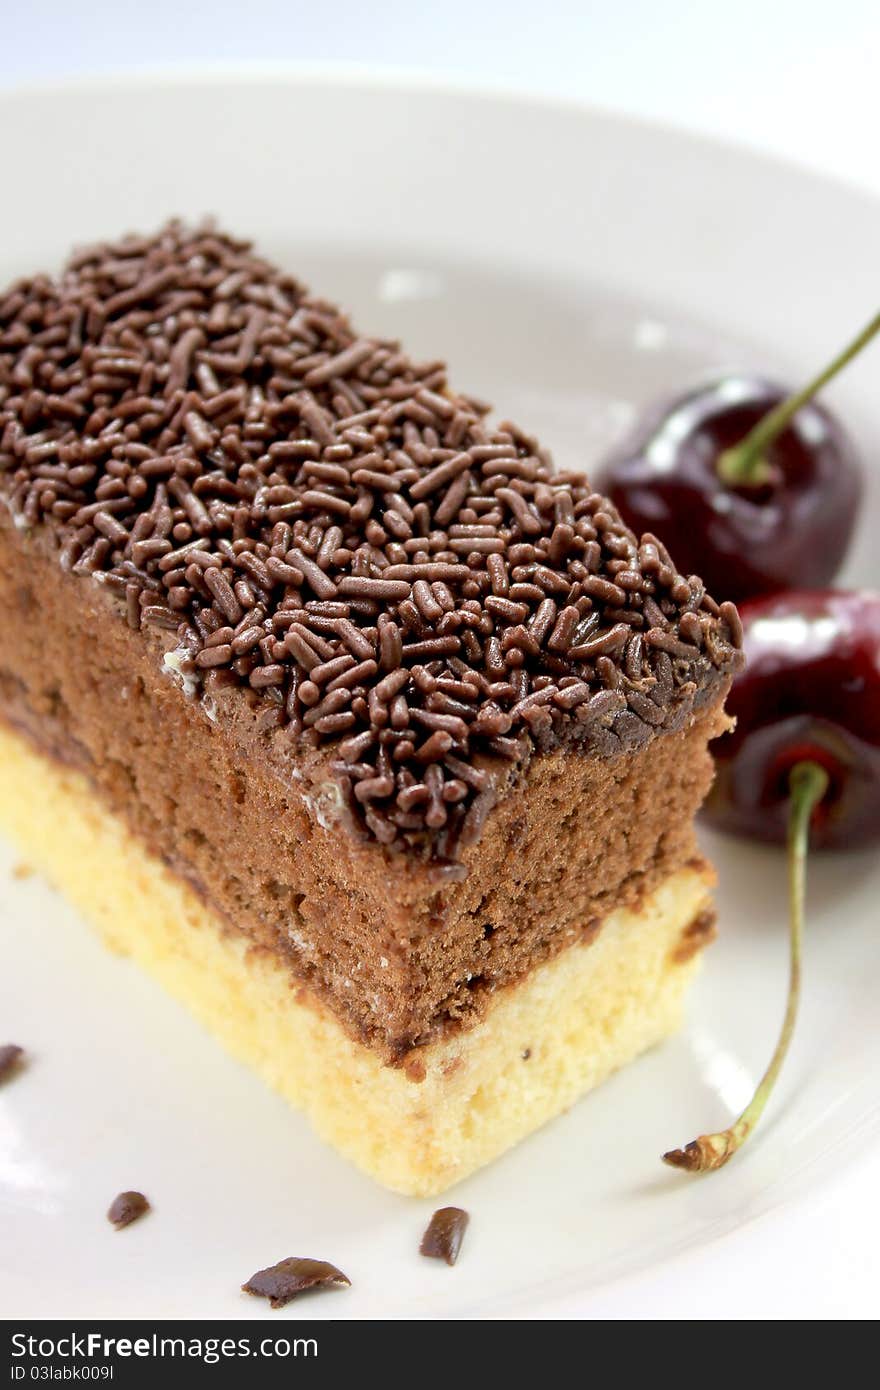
1, 70, 878, 1321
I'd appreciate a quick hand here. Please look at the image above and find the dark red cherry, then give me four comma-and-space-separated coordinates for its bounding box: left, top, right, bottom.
704, 589, 880, 848
595, 375, 862, 603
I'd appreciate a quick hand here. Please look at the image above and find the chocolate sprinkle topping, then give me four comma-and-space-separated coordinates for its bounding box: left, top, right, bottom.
0, 1043, 24, 1083
0, 222, 743, 858
107, 1190, 150, 1229
242, 1256, 351, 1308
420, 1206, 469, 1265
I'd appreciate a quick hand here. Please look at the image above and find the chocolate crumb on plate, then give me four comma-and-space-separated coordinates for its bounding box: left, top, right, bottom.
107, 1190, 151, 1229
420, 1207, 470, 1265
243, 1257, 351, 1309
0, 1044, 24, 1083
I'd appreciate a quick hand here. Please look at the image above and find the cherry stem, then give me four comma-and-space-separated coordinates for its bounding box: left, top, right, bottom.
717, 310, 880, 487
662, 759, 830, 1174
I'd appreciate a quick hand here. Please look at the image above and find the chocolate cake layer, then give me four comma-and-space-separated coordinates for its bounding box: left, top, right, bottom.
0, 223, 742, 1061
0, 509, 727, 1059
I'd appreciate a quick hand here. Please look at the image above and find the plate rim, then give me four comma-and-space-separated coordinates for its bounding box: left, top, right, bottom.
2, 58, 879, 214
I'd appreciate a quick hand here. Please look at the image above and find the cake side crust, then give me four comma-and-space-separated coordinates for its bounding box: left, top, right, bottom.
0, 718, 714, 1195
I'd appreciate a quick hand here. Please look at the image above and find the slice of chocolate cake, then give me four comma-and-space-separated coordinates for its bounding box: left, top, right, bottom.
0, 224, 742, 1193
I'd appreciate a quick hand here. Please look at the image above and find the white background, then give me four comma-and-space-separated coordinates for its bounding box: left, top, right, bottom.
3, 0, 880, 195
2, 0, 878, 1322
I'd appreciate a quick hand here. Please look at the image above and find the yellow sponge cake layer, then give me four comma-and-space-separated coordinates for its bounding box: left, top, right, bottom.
0, 720, 714, 1195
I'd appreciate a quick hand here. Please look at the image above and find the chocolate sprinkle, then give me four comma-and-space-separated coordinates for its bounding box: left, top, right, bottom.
107, 1190, 150, 1229
0, 1043, 24, 1083
420, 1206, 469, 1265
0, 222, 743, 858
242, 1256, 351, 1308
